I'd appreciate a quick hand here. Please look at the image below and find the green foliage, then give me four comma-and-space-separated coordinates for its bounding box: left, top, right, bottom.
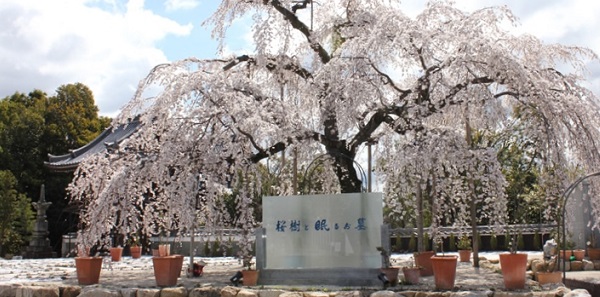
504, 230, 511, 250
408, 233, 416, 252
533, 231, 541, 250
0, 84, 110, 254
203, 241, 210, 256
44, 83, 107, 151
457, 234, 472, 250
392, 237, 402, 252
0, 94, 45, 193
226, 237, 234, 256
490, 234, 498, 250
448, 233, 456, 251
486, 129, 546, 224
212, 240, 221, 256
0, 170, 34, 256
517, 232, 525, 250
424, 233, 430, 251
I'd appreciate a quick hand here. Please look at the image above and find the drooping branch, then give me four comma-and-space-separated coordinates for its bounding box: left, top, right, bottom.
248, 131, 319, 163
435, 76, 495, 111
223, 55, 313, 80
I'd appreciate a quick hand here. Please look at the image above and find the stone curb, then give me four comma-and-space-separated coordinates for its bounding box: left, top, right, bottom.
0, 284, 585, 297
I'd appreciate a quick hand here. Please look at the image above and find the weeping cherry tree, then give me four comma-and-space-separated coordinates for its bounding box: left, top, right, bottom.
68, 1, 600, 259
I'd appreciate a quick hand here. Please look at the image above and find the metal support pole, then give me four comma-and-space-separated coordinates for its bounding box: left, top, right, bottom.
368, 143, 372, 193
189, 225, 194, 277
559, 171, 600, 282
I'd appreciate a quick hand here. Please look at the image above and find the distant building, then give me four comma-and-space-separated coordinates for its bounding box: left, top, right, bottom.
45, 119, 140, 172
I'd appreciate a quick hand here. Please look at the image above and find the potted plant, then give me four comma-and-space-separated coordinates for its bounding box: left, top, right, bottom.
534, 256, 562, 285
151, 241, 160, 257
414, 250, 435, 276
241, 256, 259, 286
74, 243, 103, 285
109, 245, 123, 262
377, 246, 399, 287
588, 232, 600, 260
152, 251, 184, 287
499, 234, 528, 290
128, 236, 142, 259
457, 234, 472, 262
430, 238, 458, 290
572, 248, 586, 261
402, 256, 421, 285
559, 238, 574, 260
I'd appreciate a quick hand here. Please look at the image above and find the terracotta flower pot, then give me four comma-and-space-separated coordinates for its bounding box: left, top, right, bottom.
110, 247, 123, 262
402, 267, 421, 285
75, 256, 103, 285
588, 247, 600, 260
242, 270, 259, 286
458, 250, 471, 262
499, 253, 528, 290
380, 267, 399, 287
152, 255, 184, 287
130, 246, 142, 259
559, 249, 572, 259
536, 271, 562, 285
573, 249, 585, 261
414, 251, 435, 276
431, 255, 458, 290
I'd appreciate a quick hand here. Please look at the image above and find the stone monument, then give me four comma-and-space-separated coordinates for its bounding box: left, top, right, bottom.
256, 192, 386, 286
24, 185, 56, 258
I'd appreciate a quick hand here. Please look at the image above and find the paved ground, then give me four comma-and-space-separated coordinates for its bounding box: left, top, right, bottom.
0, 251, 593, 292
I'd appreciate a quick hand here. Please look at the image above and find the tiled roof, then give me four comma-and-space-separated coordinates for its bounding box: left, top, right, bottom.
45, 120, 141, 172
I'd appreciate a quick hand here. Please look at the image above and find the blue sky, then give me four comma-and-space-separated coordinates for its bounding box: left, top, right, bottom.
1, 0, 599, 117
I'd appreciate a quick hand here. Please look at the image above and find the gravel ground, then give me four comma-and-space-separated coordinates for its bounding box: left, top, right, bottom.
0, 251, 552, 291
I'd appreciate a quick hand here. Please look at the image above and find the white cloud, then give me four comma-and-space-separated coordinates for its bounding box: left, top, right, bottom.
0, 0, 192, 117
165, 0, 199, 12
1, 0, 598, 118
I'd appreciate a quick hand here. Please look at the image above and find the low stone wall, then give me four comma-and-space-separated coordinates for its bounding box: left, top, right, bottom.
0, 284, 588, 297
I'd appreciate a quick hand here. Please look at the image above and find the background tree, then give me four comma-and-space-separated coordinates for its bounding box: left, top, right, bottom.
381, 128, 507, 266
69, 1, 600, 257
42, 83, 110, 252
0, 92, 45, 195
44, 83, 111, 152
0, 170, 34, 256
0, 84, 110, 254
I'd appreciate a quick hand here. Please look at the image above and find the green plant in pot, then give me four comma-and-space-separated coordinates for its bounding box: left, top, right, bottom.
430, 236, 458, 290
457, 234, 472, 262
377, 246, 399, 288
240, 255, 259, 286
499, 234, 528, 290
588, 232, 600, 260
533, 256, 561, 285
128, 235, 142, 259
402, 256, 421, 285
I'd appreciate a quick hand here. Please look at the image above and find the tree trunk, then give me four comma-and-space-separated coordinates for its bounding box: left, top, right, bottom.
465, 105, 479, 267
328, 147, 362, 193
417, 179, 424, 252
470, 193, 480, 268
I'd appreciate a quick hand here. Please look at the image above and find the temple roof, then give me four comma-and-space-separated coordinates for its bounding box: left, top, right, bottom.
45, 120, 140, 172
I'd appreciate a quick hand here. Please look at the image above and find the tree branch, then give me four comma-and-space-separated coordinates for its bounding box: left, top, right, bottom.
268, 0, 331, 64
223, 55, 313, 80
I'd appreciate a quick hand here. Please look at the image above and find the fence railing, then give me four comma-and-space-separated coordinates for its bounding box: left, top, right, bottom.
390, 223, 558, 237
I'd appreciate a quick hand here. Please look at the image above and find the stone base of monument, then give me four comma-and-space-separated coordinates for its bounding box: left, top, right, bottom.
258, 268, 382, 286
